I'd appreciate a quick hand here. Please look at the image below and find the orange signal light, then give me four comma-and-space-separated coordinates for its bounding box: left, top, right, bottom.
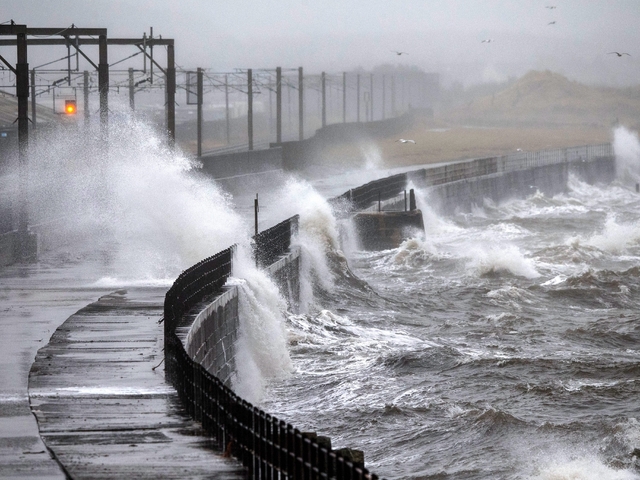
64, 100, 77, 115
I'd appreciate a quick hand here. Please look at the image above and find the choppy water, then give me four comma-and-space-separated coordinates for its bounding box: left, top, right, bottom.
14, 111, 640, 479
263, 175, 640, 480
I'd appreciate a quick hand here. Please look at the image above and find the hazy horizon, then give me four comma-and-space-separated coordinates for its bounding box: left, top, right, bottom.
1, 0, 639, 88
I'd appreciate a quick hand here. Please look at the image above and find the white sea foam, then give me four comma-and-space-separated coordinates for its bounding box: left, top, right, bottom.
466, 243, 540, 278
585, 215, 640, 254
26, 113, 247, 284
230, 250, 293, 404
262, 178, 342, 312
528, 456, 638, 480
613, 125, 640, 186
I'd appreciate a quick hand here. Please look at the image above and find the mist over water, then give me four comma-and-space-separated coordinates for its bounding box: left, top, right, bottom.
262, 134, 640, 479
26, 115, 246, 284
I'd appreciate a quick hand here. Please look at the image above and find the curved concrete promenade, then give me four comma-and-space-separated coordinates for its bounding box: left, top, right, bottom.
28, 287, 246, 478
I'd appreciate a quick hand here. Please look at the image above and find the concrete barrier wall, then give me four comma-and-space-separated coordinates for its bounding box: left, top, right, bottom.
180, 247, 300, 386
198, 146, 284, 193
424, 156, 615, 216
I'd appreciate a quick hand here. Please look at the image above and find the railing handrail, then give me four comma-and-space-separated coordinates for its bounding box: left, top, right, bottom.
164, 215, 377, 479
165, 142, 614, 479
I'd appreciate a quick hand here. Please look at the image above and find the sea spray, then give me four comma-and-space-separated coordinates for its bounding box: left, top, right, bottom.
25, 116, 246, 283
262, 178, 343, 312
613, 125, 640, 185
231, 247, 293, 404
360, 142, 384, 171
586, 214, 640, 254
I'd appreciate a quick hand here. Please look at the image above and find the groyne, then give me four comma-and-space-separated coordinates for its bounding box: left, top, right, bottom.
164, 141, 616, 479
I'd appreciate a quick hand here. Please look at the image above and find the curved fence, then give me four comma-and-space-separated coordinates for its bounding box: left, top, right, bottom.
253, 215, 299, 268
164, 215, 376, 479
165, 142, 614, 479
329, 143, 613, 213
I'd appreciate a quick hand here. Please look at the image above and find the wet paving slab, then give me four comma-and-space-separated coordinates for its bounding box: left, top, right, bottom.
28, 288, 247, 479
0, 260, 113, 479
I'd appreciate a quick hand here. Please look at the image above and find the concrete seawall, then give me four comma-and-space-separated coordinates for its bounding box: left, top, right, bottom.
423, 155, 615, 216
180, 247, 301, 385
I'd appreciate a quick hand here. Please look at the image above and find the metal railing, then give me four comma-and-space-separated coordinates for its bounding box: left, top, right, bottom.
334, 143, 614, 213
165, 216, 378, 479
253, 215, 299, 268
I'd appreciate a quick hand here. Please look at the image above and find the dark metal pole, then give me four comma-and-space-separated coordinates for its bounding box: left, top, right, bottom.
83, 70, 90, 125
248, 68, 253, 150
128, 67, 134, 111
98, 34, 108, 139
342, 71, 346, 123
356, 74, 360, 122
225, 74, 230, 144
391, 75, 396, 117
67, 41, 71, 86
382, 74, 386, 120
298, 66, 303, 141
150, 27, 154, 85
321, 71, 326, 128
276, 66, 282, 143
370, 73, 374, 121
166, 42, 176, 147
30, 69, 36, 132
254, 194, 259, 236
197, 67, 203, 157
16, 30, 29, 257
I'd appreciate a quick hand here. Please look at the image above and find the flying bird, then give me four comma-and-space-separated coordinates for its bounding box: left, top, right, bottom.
548, 21, 556, 25
392, 51, 409, 56
481, 39, 493, 43
608, 51, 631, 57
546, 5, 556, 9
396, 139, 416, 144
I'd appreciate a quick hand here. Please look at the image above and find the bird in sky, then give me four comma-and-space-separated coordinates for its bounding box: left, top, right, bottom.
392, 51, 408, 56
396, 139, 416, 144
546, 5, 556, 9
548, 21, 556, 25
481, 39, 492, 43
608, 51, 631, 57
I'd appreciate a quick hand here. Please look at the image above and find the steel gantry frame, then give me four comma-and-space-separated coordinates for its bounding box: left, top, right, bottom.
0, 23, 176, 261
0, 26, 176, 145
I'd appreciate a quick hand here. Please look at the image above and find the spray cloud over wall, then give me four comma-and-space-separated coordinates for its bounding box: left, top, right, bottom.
613, 125, 640, 186
25, 116, 247, 284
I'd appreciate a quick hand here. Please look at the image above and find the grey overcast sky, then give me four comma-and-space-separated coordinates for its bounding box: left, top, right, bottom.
2, 0, 640, 87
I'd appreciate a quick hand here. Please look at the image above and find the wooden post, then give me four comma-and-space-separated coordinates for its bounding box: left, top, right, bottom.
276, 66, 282, 143
248, 68, 253, 150
298, 66, 303, 141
